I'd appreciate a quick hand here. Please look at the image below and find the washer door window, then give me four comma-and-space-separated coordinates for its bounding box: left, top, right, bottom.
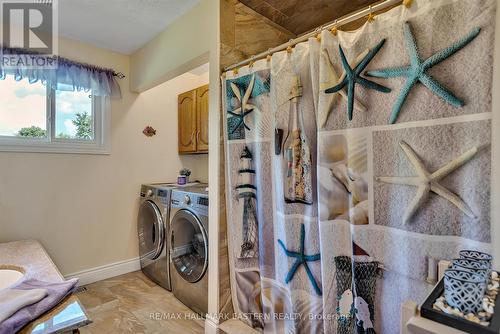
170, 209, 208, 283
138, 200, 164, 261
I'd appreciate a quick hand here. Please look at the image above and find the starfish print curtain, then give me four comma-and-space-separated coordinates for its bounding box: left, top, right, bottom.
222, 0, 496, 333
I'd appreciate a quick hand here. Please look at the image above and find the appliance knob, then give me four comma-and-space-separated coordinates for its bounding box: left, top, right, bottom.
146, 189, 154, 197
184, 195, 191, 205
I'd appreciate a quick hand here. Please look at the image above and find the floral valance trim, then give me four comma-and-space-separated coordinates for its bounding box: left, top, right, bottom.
0, 46, 123, 98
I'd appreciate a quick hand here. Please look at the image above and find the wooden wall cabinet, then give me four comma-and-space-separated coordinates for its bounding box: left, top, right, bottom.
178, 84, 209, 154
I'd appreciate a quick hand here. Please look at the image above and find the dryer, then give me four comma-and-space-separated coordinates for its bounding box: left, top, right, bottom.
138, 183, 177, 290
169, 184, 209, 315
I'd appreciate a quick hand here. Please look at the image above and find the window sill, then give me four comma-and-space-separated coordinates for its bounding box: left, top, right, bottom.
0, 142, 111, 155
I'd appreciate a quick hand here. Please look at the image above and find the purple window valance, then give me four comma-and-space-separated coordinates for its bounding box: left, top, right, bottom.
0, 47, 122, 98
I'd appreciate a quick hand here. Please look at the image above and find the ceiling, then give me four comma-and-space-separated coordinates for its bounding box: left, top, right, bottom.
58, 0, 200, 55
238, 0, 379, 36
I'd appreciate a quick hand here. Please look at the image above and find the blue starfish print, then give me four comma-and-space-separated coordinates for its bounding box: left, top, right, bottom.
366, 22, 481, 124
278, 224, 322, 295
325, 39, 391, 121
227, 107, 254, 134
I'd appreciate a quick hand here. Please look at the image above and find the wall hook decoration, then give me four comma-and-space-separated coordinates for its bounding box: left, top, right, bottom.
142, 126, 156, 137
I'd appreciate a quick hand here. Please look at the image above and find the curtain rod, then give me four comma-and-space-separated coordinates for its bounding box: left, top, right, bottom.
1, 45, 126, 79
224, 0, 405, 72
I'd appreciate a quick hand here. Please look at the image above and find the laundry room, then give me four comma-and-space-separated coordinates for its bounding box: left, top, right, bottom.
2, 0, 500, 334
0, 0, 215, 332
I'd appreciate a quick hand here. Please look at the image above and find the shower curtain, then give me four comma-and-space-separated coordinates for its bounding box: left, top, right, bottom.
222, 0, 496, 333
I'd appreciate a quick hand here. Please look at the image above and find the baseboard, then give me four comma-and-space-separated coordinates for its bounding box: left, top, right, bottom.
64, 257, 141, 286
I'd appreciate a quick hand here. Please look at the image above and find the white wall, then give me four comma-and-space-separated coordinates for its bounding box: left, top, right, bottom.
0, 37, 208, 276
129, 0, 214, 92
130, 1, 223, 330
138, 63, 209, 183
0, 0, 222, 329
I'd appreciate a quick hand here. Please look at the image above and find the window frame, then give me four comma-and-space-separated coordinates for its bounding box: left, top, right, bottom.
0, 84, 111, 155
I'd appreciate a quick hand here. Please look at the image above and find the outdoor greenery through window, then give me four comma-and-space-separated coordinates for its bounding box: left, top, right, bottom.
0, 75, 107, 153
0, 76, 47, 138
55, 90, 94, 140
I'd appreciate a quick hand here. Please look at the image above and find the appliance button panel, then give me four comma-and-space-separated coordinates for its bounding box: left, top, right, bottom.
198, 197, 209, 206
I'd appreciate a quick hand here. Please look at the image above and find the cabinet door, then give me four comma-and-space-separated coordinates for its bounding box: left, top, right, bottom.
178, 90, 197, 154
196, 84, 209, 153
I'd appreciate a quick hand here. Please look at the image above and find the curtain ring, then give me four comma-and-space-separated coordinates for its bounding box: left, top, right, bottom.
330, 20, 338, 36
403, 0, 413, 8
266, 49, 272, 62
248, 58, 255, 68
286, 39, 294, 54
233, 68, 239, 75
367, 5, 376, 23
315, 27, 322, 42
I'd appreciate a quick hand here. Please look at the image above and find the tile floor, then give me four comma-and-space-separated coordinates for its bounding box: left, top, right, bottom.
77, 271, 204, 334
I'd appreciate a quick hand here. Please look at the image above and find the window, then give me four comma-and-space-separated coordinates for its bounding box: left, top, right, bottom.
0, 76, 110, 154
0, 77, 47, 138
55, 90, 94, 140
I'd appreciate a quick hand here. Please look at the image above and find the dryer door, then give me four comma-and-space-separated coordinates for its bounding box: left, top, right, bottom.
138, 200, 164, 261
170, 209, 208, 283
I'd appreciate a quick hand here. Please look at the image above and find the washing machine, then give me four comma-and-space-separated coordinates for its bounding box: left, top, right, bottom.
137, 183, 177, 290
169, 184, 209, 315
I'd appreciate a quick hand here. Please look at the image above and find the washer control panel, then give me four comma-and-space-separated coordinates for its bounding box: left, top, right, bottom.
157, 189, 170, 205
140, 185, 171, 206
171, 190, 209, 215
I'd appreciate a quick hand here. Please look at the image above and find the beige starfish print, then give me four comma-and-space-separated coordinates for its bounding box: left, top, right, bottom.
228, 75, 256, 133
319, 48, 368, 128
377, 141, 484, 224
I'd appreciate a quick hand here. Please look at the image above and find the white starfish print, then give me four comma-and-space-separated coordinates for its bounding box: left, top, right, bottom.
228, 75, 256, 133
377, 141, 484, 224
319, 48, 368, 128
